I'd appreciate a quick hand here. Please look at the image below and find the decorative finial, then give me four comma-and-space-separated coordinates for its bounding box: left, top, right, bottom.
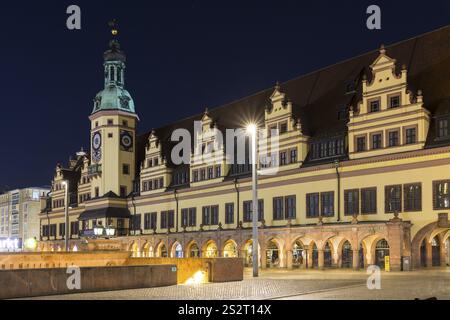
108, 19, 119, 37
401, 64, 407, 71
379, 44, 386, 54
204, 107, 209, 115
275, 81, 280, 90
417, 89, 423, 96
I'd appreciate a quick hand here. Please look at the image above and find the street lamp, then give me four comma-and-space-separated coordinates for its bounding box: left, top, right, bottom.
247, 123, 259, 277
62, 180, 70, 252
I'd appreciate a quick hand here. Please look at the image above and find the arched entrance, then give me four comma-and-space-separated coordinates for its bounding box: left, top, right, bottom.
420, 239, 427, 267
292, 240, 305, 268
431, 236, 441, 266
375, 239, 390, 270
142, 242, 153, 257
266, 240, 280, 268
243, 240, 260, 267
223, 240, 238, 257
324, 241, 332, 268
130, 242, 139, 257
157, 243, 168, 257
204, 241, 218, 258
341, 241, 352, 268
312, 243, 318, 268
172, 242, 183, 258
187, 242, 200, 258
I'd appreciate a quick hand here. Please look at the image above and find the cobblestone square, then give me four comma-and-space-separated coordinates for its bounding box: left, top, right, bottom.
26, 268, 450, 300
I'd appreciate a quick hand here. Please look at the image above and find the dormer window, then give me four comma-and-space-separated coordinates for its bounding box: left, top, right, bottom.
389, 95, 400, 108
279, 122, 288, 134
369, 99, 380, 113
437, 118, 449, 138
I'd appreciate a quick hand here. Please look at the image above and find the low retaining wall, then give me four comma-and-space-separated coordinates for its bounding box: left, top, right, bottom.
0, 264, 177, 299
126, 257, 244, 283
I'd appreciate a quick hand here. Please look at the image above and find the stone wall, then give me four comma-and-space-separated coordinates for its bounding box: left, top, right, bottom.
0, 265, 176, 299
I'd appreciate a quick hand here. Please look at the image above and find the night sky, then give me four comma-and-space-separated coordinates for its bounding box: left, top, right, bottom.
1, 0, 450, 190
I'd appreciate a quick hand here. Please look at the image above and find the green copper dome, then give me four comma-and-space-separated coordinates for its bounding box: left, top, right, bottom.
92, 86, 135, 113
91, 39, 136, 115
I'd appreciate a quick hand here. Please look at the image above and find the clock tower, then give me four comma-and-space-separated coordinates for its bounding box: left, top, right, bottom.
88, 22, 139, 198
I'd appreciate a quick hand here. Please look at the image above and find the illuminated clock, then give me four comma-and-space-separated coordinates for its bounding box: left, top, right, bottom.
92, 132, 102, 150
120, 130, 133, 151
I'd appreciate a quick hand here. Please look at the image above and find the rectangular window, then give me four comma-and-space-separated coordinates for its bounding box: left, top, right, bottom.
344, 189, 359, 216
285, 195, 296, 219
370, 99, 380, 112
389, 95, 400, 108
132, 214, 141, 230
243, 201, 251, 222
280, 151, 287, 166
433, 180, 450, 209
159, 177, 164, 189
50, 224, 57, 237
225, 203, 234, 224
200, 169, 206, 181
95, 187, 99, 198
279, 122, 288, 134
59, 223, 65, 237
388, 131, 399, 147
161, 211, 167, 229
290, 149, 297, 163
405, 128, 417, 144
356, 137, 366, 152
321, 192, 334, 217
272, 197, 284, 220
193, 170, 198, 182
150, 212, 157, 230
385, 185, 402, 213
211, 205, 219, 225
202, 206, 210, 225
306, 193, 319, 218
181, 209, 188, 228
215, 166, 221, 178
144, 213, 152, 229
404, 184, 422, 212
372, 133, 382, 149
188, 208, 196, 227
120, 186, 127, 197
123, 164, 130, 175
438, 119, 449, 138
361, 188, 377, 214
70, 221, 79, 236
168, 210, 174, 228
207, 167, 214, 179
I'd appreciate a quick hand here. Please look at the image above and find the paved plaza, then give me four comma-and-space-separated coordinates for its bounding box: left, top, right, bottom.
24, 268, 450, 300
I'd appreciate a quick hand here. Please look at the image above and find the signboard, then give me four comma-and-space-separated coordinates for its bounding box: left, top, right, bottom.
384, 256, 390, 272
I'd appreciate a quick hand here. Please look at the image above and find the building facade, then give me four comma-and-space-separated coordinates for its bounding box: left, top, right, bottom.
39, 26, 450, 271
0, 187, 49, 251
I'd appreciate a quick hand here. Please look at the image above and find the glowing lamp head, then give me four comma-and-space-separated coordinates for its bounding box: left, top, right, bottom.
246, 123, 257, 135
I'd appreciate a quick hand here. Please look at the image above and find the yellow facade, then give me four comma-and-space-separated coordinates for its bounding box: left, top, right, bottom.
39, 27, 450, 272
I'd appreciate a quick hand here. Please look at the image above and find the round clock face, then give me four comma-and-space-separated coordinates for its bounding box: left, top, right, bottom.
92, 132, 102, 150
120, 131, 133, 150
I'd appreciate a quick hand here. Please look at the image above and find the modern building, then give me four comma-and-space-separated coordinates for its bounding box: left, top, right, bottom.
0, 187, 49, 251
39, 25, 450, 271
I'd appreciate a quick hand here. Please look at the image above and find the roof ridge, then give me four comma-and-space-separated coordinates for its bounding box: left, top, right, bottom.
140, 24, 450, 137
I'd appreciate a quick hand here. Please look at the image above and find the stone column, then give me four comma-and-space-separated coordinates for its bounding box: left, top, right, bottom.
440, 238, 447, 267
260, 246, 267, 269
318, 249, 325, 270
426, 241, 433, 267
352, 249, 360, 270
286, 250, 293, 269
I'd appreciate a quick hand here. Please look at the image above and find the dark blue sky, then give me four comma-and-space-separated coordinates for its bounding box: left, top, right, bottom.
1, 0, 450, 189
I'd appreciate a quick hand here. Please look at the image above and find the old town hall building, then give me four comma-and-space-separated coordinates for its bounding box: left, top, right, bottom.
39, 26, 450, 272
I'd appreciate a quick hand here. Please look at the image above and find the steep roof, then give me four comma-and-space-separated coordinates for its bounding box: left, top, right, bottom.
136, 24, 450, 171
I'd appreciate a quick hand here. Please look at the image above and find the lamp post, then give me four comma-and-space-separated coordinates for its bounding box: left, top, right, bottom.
247, 123, 259, 277
62, 180, 70, 252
